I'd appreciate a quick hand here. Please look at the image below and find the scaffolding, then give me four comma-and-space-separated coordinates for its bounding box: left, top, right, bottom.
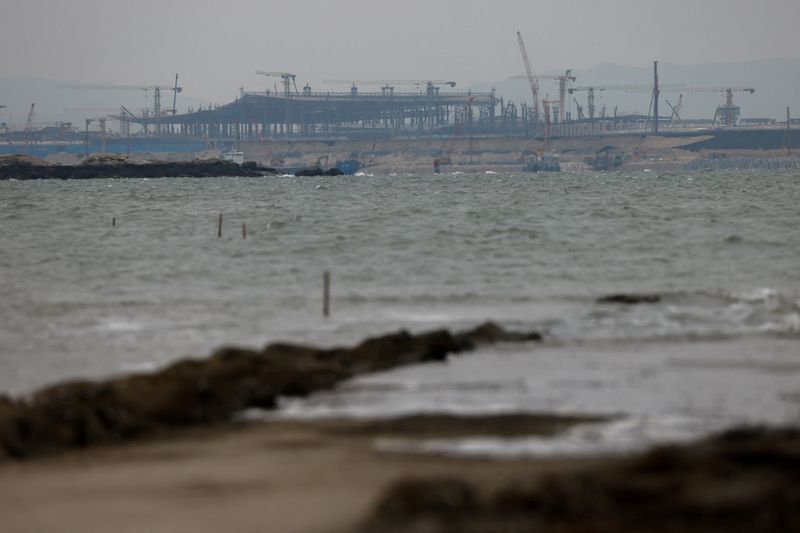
133, 89, 497, 141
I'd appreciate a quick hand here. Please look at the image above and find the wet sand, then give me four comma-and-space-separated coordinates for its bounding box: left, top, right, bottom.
0, 415, 603, 533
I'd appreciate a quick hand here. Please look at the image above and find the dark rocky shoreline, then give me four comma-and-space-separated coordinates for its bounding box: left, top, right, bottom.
0, 322, 541, 460
361, 426, 800, 533
1, 319, 798, 532
0, 154, 349, 180
0, 155, 273, 180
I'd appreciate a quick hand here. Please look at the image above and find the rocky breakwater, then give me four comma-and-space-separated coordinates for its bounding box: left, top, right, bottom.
0, 154, 276, 180
360, 427, 800, 533
0, 322, 541, 460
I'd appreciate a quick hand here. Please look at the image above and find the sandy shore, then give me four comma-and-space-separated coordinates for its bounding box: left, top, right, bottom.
0, 415, 603, 533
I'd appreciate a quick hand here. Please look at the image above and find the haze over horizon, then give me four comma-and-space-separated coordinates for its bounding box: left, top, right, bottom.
1, 0, 798, 103
0, 0, 800, 94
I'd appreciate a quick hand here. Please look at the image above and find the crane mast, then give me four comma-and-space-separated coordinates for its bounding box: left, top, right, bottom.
256, 71, 299, 97
516, 31, 540, 131
24, 103, 36, 132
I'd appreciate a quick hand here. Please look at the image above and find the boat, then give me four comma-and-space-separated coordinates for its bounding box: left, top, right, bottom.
334, 159, 361, 175
523, 150, 561, 172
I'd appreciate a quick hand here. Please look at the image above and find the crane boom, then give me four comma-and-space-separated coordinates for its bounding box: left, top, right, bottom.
516, 31, 540, 129
666, 86, 755, 93
324, 80, 457, 87
24, 103, 36, 132
570, 83, 683, 93
256, 71, 299, 96
58, 84, 181, 92
59, 80, 182, 134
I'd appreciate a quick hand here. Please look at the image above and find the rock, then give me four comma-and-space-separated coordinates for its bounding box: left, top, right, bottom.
293, 167, 345, 177
373, 478, 478, 517
0, 321, 541, 460
597, 293, 661, 305
0, 155, 52, 167
82, 153, 129, 165
0, 158, 275, 180
360, 427, 800, 533
456, 321, 543, 348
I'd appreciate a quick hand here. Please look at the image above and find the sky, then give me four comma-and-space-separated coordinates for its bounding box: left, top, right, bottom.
1, 0, 798, 104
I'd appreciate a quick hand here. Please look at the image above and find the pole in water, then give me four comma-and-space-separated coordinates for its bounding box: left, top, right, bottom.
323, 271, 330, 318
218, 214, 223, 238
242, 223, 247, 240
112, 217, 116, 226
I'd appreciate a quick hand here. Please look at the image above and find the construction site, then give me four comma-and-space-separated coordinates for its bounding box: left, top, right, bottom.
1, 32, 796, 172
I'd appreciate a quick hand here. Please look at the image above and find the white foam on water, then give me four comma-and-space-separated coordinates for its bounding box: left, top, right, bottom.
95, 318, 144, 332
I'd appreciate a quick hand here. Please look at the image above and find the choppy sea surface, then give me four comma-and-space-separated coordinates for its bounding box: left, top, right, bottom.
1, 170, 799, 453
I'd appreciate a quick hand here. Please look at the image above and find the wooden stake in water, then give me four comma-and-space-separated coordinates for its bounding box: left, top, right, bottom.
112, 217, 116, 226
242, 223, 247, 240
323, 271, 330, 318
218, 214, 223, 238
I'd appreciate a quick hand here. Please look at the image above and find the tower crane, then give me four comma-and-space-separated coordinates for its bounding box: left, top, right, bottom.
511, 69, 575, 122
542, 96, 560, 138
256, 71, 299, 97
568, 84, 683, 121
58, 77, 182, 133
661, 87, 755, 126
516, 31, 540, 131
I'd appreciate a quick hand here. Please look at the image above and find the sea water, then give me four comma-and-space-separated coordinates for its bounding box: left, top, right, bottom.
1, 170, 798, 452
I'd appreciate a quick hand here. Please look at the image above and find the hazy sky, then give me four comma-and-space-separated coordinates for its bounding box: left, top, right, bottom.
1, 0, 798, 103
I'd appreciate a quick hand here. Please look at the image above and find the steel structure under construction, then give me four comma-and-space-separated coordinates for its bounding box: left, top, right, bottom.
134, 86, 496, 140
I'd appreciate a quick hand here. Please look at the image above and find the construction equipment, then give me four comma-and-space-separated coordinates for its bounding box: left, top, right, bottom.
24, 103, 36, 132
256, 71, 299, 97
573, 98, 586, 120
323, 80, 457, 97
59, 78, 183, 132
665, 94, 683, 127
516, 31, 540, 130
569, 84, 683, 121
542, 96, 560, 138
324, 80, 456, 87
84, 116, 109, 157
663, 87, 755, 126
171, 74, 180, 115
511, 69, 575, 122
